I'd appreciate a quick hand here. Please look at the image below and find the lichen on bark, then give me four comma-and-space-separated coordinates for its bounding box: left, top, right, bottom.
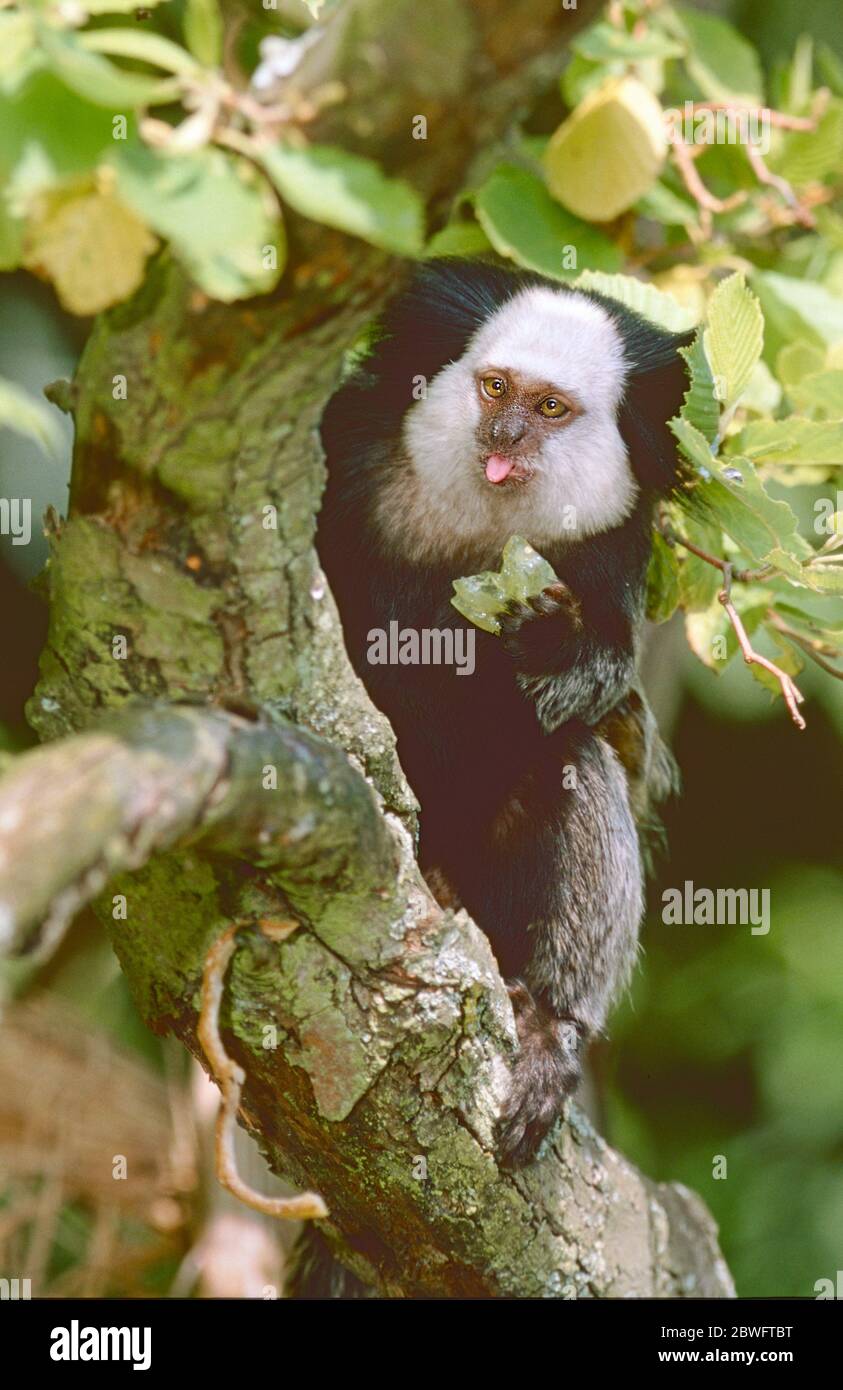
3, 0, 736, 1298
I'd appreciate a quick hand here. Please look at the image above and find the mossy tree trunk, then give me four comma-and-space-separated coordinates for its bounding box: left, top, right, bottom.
1, 0, 734, 1297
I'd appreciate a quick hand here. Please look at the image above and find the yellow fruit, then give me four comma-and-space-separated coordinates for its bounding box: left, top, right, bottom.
545, 76, 667, 222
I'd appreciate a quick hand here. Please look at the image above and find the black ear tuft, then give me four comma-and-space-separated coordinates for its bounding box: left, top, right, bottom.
615, 321, 694, 493
572, 289, 694, 493
617, 341, 693, 493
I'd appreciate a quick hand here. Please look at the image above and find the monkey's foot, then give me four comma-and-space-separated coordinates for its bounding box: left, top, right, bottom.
499, 583, 582, 675
496, 981, 583, 1168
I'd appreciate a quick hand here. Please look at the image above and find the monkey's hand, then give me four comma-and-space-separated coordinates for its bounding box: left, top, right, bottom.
500, 582, 634, 728
498, 582, 583, 676
497, 981, 583, 1168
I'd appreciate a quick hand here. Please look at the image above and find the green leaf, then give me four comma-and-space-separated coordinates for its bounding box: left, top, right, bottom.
0, 199, 24, 270
81, 0, 167, 10
815, 206, 843, 252
474, 166, 622, 279
687, 455, 808, 567
184, 0, 223, 69
646, 531, 680, 623
0, 72, 118, 189
751, 624, 805, 695
782, 33, 814, 111
773, 601, 843, 645
669, 7, 763, 104
426, 220, 491, 257
664, 504, 724, 611
753, 271, 843, 356
0, 12, 36, 86
678, 333, 719, 442
258, 143, 424, 256
79, 29, 200, 78
574, 268, 697, 331
775, 597, 843, 625
771, 100, 843, 185
740, 359, 782, 416
776, 340, 827, 387
766, 548, 843, 595
636, 179, 697, 226
572, 21, 684, 63
817, 42, 843, 98
38, 26, 181, 109
300, 0, 343, 15
789, 370, 843, 418
730, 418, 843, 465
517, 133, 550, 167
451, 536, 559, 635
561, 52, 624, 108
703, 273, 764, 406
670, 415, 713, 470
0, 376, 62, 456
111, 143, 284, 301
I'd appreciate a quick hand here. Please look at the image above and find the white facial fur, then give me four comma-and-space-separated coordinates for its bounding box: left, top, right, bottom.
382, 285, 637, 565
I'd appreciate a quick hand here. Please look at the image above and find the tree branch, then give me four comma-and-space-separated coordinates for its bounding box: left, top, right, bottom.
4, 0, 734, 1297
0, 705, 734, 1297
0, 704, 396, 958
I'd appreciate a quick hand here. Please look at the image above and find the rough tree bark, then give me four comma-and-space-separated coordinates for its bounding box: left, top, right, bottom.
0, 0, 734, 1296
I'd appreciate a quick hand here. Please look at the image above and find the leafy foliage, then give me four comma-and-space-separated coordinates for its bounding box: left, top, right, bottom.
3, 0, 839, 715
258, 144, 423, 256
0, 0, 425, 306
472, 166, 622, 278
433, 0, 843, 719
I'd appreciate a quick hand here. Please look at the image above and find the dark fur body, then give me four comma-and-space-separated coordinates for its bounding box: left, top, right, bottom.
317, 260, 688, 1165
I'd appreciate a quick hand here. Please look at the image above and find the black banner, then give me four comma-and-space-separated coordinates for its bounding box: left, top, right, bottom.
1, 1295, 841, 1375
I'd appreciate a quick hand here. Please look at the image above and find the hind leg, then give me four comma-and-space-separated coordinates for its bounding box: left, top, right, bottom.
420, 733, 643, 1167
496, 981, 584, 1166
493, 735, 644, 1166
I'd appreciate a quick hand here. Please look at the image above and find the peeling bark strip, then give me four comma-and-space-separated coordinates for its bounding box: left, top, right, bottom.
0, 0, 734, 1295
198, 920, 329, 1221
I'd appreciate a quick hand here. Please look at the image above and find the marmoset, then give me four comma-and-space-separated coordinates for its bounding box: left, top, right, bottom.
317, 259, 689, 1166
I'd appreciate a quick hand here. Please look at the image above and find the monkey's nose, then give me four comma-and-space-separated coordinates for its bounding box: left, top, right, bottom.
490, 415, 526, 449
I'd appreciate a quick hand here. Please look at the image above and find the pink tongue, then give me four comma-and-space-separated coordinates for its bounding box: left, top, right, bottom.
485, 453, 514, 484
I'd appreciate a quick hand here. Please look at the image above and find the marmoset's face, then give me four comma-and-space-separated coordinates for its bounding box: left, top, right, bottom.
402, 286, 639, 553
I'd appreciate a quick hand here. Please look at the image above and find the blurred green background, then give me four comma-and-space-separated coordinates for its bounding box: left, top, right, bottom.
611, 618, 843, 1297
0, 0, 841, 1297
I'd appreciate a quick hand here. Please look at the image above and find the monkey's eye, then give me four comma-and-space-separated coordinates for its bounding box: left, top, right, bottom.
481, 375, 507, 399
538, 396, 571, 419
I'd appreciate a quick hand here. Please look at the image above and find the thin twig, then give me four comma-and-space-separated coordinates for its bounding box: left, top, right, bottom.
744, 143, 815, 228
661, 525, 808, 725
198, 923, 329, 1222
665, 101, 818, 228
668, 134, 747, 226
718, 566, 806, 729
767, 611, 843, 681
687, 102, 817, 132
660, 523, 771, 584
